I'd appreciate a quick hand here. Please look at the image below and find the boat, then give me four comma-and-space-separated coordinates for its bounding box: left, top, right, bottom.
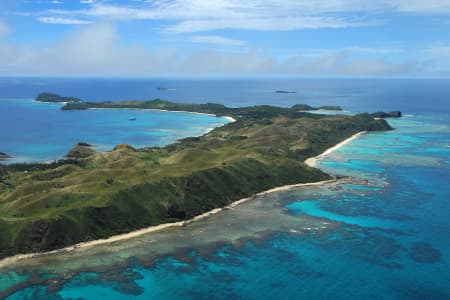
128, 117, 136, 121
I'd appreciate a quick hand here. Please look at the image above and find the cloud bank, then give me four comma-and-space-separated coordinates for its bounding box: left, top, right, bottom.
0, 23, 435, 77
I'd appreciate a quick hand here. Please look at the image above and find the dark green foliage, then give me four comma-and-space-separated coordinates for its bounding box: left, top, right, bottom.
291, 104, 314, 111
291, 104, 343, 111
371, 111, 402, 118
61, 99, 346, 119
66, 144, 95, 159
36, 92, 82, 103
1, 159, 82, 173
318, 106, 343, 111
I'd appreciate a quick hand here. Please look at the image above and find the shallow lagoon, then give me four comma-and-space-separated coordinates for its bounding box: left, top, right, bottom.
0, 99, 228, 163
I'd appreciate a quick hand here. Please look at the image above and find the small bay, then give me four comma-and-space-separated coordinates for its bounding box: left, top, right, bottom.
0, 98, 228, 163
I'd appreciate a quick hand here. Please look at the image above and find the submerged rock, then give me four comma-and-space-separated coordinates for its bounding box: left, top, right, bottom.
409, 242, 442, 263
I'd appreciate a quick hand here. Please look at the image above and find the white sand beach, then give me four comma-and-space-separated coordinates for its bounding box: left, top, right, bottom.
304, 131, 367, 167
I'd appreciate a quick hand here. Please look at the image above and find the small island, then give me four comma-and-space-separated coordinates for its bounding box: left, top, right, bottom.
0, 95, 398, 259
275, 90, 296, 94
36, 92, 82, 103
291, 104, 343, 111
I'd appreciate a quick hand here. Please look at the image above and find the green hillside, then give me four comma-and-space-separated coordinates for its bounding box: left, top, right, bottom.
0, 99, 393, 258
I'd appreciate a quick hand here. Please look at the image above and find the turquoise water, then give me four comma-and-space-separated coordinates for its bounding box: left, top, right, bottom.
0, 98, 228, 163
1, 79, 450, 299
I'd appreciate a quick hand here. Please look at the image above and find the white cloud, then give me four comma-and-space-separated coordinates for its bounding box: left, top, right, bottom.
393, 0, 450, 13
36, 0, 450, 34
0, 23, 432, 77
37, 1, 379, 32
0, 23, 177, 76
36, 0, 450, 30
346, 46, 401, 54
293, 50, 422, 75
0, 19, 11, 37
22, 0, 63, 4
165, 16, 374, 33
424, 46, 450, 58
37, 17, 92, 24
189, 35, 246, 46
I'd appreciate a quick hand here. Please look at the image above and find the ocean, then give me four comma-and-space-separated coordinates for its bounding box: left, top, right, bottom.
0, 78, 449, 299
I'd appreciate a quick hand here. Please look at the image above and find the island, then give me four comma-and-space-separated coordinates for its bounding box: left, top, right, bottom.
0, 96, 396, 259
275, 90, 296, 94
62, 98, 344, 115
291, 104, 343, 111
36, 92, 82, 103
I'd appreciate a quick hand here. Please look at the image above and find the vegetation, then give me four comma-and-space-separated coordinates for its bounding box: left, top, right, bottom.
317, 105, 343, 111
371, 111, 402, 118
63, 100, 343, 114
66, 143, 95, 159
0, 98, 394, 258
36, 92, 82, 103
291, 104, 343, 111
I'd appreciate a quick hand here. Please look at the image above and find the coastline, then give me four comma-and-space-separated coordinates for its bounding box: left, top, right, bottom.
2, 101, 236, 165
33, 99, 237, 126
0, 132, 365, 267
304, 131, 367, 167
87, 107, 237, 122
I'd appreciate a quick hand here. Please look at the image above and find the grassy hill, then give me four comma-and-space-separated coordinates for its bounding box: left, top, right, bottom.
0, 100, 392, 258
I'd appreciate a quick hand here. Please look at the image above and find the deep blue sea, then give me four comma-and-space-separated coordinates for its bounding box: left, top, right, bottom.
0, 78, 449, 299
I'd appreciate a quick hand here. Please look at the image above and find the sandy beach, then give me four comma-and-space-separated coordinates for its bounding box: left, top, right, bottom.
0, 131, 364, 267
304, 131, 367, 167
88, 107, 237, 123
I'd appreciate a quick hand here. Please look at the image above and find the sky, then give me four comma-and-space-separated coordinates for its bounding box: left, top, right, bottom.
0, 0, 450, 77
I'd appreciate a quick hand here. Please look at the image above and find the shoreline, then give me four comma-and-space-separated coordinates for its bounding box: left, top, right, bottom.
2, 101, 236, 165
0, 179, 336, 268
304, 131, 367, 167
0, 132, 364, 267
86, 107, 237, 122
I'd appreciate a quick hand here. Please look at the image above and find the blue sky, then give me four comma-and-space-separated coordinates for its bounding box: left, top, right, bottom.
0, 0, 450, 77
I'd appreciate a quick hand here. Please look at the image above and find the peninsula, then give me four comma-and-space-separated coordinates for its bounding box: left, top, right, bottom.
0, 95, 395, 259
